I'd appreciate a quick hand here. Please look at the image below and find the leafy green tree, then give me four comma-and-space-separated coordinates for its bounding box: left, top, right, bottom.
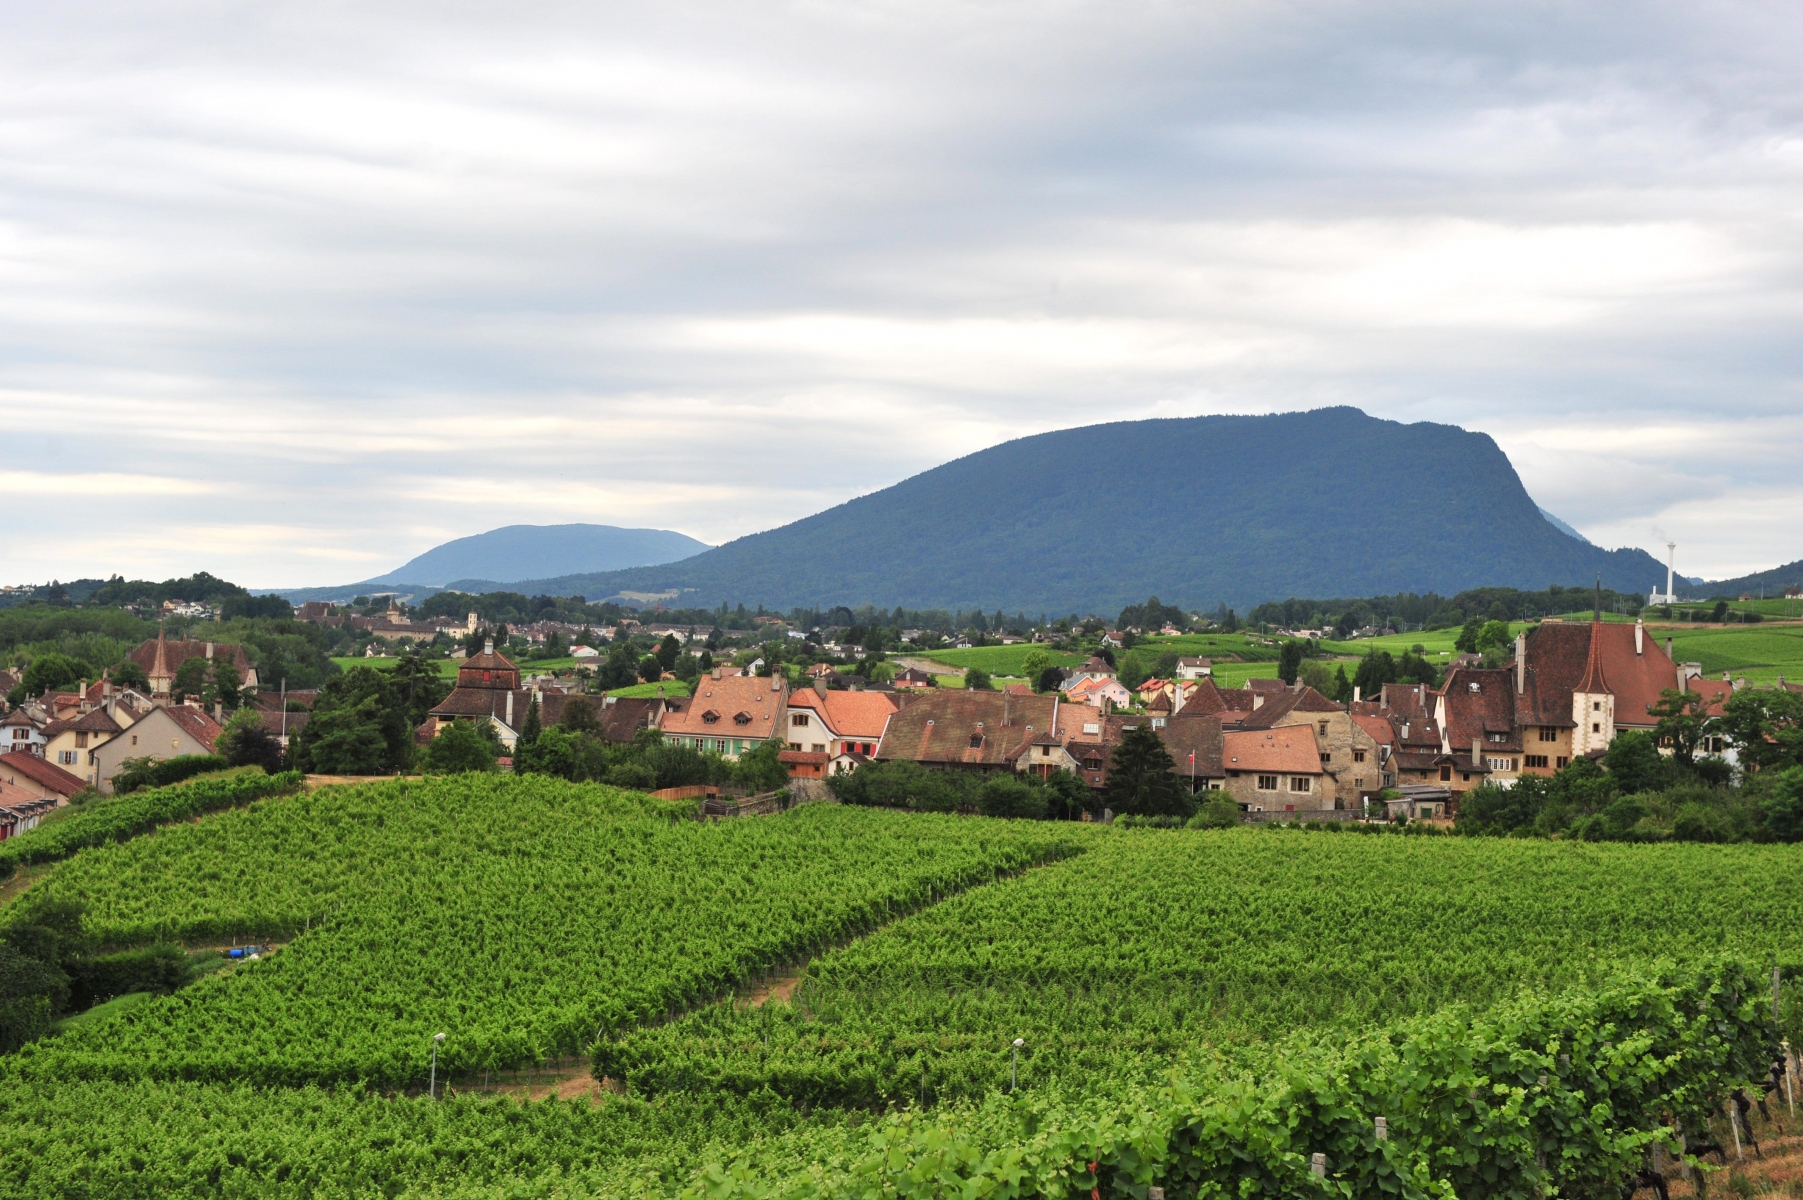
206, 662, 244, 712
13, 652, 90, 702
1454, 620, 1484, 654
656, 634, 681, 672
1298, 660, 1335, 695
1036, 666, 1065, 694
389, 654, 451, 728
1758, 767, 1803, 842
516, 726, 581, 779
732, 738, 789, 794
171, 657, 211, 704
1103, 723, 1189, 817
1331, 665, 1353, 703
217, 708, 284, 773
106, 660, 151, 692
1353, 650, 1397, 699
559, 695, 600, 734
964, 668, 992, 691
519, 695, 542, 747
1188, 793, 1241, 828
1020, 649, 1053, 683
977, 774, 1046, 820
421, 719, 500, 774
1395, 652, 1440, 687
600, 643, 639, 689
1603, 730, 1667, 794
1475, 621, 1511, 654
290, 666, 414, 775
1277, 641, 1304, 685
639, 655, 663, 683
1717, 688, 1803, 773
1647, 687, 1710, 768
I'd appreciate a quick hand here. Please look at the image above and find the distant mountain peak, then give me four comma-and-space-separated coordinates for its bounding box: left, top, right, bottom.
370, 523, 709, 587
1537, 508, 1592, 545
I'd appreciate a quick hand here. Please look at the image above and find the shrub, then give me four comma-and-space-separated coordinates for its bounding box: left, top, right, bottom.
111, 754, 230, 795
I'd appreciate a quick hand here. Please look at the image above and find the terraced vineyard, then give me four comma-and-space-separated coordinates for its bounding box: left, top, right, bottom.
2, 779, 1800, 1198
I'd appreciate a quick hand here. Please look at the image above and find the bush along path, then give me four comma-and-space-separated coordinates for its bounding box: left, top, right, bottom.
684, 962, 1775, 1200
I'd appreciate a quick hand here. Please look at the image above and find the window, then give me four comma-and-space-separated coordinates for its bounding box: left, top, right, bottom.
791, 713, 809, 727
1318, 722, 1328, 736
131, 734, 138, 746
1488, 732, 1506, 743
1486, 757, 1516, 771
1555, 756, 1570, 769
1320, 753, 1331, 764
59, 751, 76, 765
811, 743, 826, 753
1289, 776, 1311, 793
1256, 774, 1278, 791
1539, 726, 1558, 742
75, 732, 88, 748
1525, 754, 1549, 769
1592, 701, 1601, 711
1592, 723, 1601, 733
1439, 765, 1452, 782
788, 741, 802, 751
1353, 749, 1366, 764
969, 734, 984, 748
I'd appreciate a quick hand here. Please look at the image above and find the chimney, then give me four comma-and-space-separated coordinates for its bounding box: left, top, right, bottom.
1666, 637, 1674, 657
1051, 694, 1059, 736
505, 690, 514, 728
1515, 631, 1527, 693
1353, 686, 1361, 703
1172, 683, 1184, 715
1401, 721, 1410, 740
484, 638, 494, 655
214, 701, 223, 722
206, 642, 215, 660
1634, 617, 1644, 656
1472, 737, 1482, 767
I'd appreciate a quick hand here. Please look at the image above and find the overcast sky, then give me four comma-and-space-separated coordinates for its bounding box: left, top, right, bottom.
4, 1, 1799, 589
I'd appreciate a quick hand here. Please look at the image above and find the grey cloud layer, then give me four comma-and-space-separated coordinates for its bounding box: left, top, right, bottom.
3, 1, 1799, 587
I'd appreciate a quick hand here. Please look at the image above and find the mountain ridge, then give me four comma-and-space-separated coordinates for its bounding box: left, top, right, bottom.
473, 408, 1675, 613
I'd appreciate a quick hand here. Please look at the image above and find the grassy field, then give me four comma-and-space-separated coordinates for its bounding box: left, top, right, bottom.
911, 645, 1086, 675
330, 655, 584, 678
602, 679, 694, 699
1657, 622, 1803, 684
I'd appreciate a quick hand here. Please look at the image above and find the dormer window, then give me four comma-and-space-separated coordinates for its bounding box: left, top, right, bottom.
733, 711, 752, 725
701, 710, 720, 724
1468, 682, 1481, 693
969, 734, 984, 748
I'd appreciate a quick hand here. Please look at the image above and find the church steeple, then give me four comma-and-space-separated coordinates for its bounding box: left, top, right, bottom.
149, 622, 173, 696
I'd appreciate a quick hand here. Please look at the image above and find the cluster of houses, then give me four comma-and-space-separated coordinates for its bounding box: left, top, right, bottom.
0, 612, 1770, 835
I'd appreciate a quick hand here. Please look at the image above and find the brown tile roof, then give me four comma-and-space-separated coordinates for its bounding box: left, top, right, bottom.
1159, 713, 1225, 777
1379, 683, 1433, 718
1688, 677, 1734, 718
0, 750, 86, 797
1518, 620, 1679, 729
875, 690, 1061, 768
163, 706, 224, 752
778, 750, 830, 765
129, 636, 254, 680
1222, 728, 1323, 776
597, 696, 659, 744
1246, 678, 1288, 693
1351, 714, 1395, 749
662, 671, 785, 742
431, 688, 517, 720
1178, 678, 1229, 715
1213, 687, 1255, 712
1438, 667, 1521, 753
1237, 686, 1341, 731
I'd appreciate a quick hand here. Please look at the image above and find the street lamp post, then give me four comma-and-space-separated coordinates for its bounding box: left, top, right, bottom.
1010, 1038, 1024, 1091
430, 1032, 446, 1099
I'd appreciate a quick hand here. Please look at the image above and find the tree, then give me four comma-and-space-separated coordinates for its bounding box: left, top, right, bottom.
1647, 687, 1710, 768
519, 696, 542, 748
1353, 650, 1397, 700
207, 662, 244, 712
1103, 724, 1189, 817
13, 652, 90, 703
389, 654, 451, 727
171, 657, 211, 704
977, 774, 1046, 820
656, 634, 681, 672
421, 719, 501, 774
107, 660, 151, 692
1331, 665, 1353, 703
1603, 730, 1666, 794
639, 655, 663, 683
217, 708, 284, 773
1717, 689, 1803, 774
1758, 767, 1803, 842
1475, 621, 1511, 654
1190, 793, 1241, 829
559, 695, 600, 734
1298, 660, 1335, 696
289, 666, 413, 775
600, 643, 639, 690
1277, 641, 1304, 686
1454, 620, 1484, 654
1020, 649, 1053, 683
733, 739, 788, 794
1037, 666, 1065, 695
964, 668, 992, 691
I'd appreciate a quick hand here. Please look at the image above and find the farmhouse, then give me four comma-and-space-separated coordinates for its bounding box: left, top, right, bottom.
660, 669, 786, 760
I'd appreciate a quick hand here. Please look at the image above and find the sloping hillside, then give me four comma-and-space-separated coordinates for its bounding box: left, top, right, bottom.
371, 523, 709, 586
502, 408, 1668, 613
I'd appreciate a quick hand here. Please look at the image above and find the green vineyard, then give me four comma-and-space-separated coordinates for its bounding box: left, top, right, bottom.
1, 776, 1799, 1198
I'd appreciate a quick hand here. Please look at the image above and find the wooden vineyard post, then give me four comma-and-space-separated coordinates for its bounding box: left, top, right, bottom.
1310, 1153, 1326, 1178
1786, 1039, 1797, 1118
1730, 1101, 1744, 1160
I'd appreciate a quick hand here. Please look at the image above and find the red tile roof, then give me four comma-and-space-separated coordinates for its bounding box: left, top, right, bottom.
0, 750, 86, 797
163, 706, 224, 752
1518, 620, 1679, 729
786, 688, 899, 740
662, 671, 785, 742
875, 690, 1060, 768
1438, 667, 1521, 754
1221, 728, 1323, 776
